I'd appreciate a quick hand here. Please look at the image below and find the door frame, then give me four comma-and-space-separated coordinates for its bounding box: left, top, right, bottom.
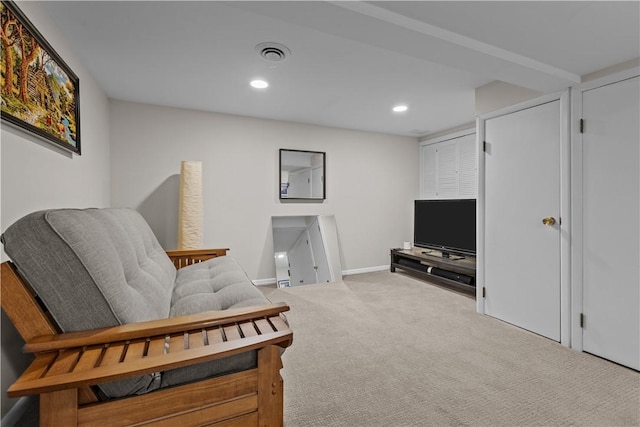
570, 66, 640, 351
476, 90, 571, 347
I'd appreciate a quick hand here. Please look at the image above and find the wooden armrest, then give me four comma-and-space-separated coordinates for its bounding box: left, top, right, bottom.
165, 248, 229, 257
166, 248, 229, 269
25, 303, 289, 353
9, 304, 292, 397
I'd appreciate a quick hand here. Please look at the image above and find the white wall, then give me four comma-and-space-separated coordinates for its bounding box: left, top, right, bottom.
110, 100, 419, 281
475, 81, 543, 116
0, 1, 111, 418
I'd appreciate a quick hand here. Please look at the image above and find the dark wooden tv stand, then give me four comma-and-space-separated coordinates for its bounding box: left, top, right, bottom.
390, 248, 476, 294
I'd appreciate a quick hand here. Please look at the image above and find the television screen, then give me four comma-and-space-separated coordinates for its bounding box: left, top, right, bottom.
414, 199, 476, 256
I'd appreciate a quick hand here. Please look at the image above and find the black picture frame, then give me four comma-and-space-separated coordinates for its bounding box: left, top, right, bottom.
279, 149, 326, 200
1, 0, 81, 154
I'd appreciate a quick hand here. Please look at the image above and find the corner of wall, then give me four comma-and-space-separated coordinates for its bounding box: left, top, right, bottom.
475, 81, 543, 116
419, 122, 476, 143
581, 58, 640, 83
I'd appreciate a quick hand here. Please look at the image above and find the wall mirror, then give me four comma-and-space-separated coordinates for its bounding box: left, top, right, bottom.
279, 149, 325, 200
271, 215, 342, 287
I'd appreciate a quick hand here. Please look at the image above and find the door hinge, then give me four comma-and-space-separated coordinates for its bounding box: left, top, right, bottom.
580, 313, 585, 328
483, 141, 487, 152
580, 119, 584, 133
482, 287, 486, 298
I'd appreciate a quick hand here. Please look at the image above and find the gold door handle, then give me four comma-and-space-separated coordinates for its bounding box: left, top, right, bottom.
542, 217, 556, 226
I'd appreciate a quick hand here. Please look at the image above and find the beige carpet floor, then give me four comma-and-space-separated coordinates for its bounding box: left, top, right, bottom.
262, 271, 640, 427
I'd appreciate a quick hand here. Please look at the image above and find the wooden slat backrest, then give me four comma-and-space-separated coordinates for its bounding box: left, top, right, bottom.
1, 261, 58, 341
166, 248, 229, 269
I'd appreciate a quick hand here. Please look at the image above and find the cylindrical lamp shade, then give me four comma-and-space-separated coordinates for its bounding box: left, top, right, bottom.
178, 161, 203, 249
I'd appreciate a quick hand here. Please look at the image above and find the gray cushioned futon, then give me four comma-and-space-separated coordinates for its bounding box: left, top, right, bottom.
1, 208, 271, 398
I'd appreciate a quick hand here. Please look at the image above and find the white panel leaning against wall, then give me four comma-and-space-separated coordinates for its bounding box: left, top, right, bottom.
419, 130, 477, 199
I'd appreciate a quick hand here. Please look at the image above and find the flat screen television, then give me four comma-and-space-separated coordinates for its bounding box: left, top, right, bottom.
414, 199, 476, 258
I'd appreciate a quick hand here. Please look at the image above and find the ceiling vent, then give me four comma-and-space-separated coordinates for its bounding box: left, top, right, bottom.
256, 42, 291, 62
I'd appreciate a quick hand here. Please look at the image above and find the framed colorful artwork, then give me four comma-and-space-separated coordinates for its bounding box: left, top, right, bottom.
1, 1, 80, 154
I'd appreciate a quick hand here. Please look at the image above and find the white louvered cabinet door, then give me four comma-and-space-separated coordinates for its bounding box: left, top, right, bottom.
436, 141, 458, 198
458, 134, 477, 198
419, 132, 477, 200
420, 144, 437, 198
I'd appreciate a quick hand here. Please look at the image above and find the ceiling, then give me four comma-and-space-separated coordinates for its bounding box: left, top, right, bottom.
38, 1, 639, 137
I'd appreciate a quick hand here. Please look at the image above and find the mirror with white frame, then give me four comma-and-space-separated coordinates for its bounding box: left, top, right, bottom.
279, 149, 325, 200
271, 215, 341, 287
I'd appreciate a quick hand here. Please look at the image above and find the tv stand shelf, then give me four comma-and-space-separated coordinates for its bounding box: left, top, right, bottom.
390, 248, 476, 294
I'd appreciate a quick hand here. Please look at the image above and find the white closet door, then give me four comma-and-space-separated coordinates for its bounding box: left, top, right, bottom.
582, 76, 639, 370
484, 100, 562, 341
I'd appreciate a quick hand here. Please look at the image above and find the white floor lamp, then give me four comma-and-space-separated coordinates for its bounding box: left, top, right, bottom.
178, 160, 203, 249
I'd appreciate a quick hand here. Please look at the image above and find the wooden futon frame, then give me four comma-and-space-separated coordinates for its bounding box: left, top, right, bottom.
1, 249, 293, 426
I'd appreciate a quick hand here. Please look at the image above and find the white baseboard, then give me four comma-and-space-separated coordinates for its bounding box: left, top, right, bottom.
253, 277, 276, 286
1, 396, 35, 427
253, 265, 388, 286
342, 265, 389, 276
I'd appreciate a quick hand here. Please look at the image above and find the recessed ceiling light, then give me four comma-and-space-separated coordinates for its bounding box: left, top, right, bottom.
393, 105, 408, 113
250, 79, 269, 89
